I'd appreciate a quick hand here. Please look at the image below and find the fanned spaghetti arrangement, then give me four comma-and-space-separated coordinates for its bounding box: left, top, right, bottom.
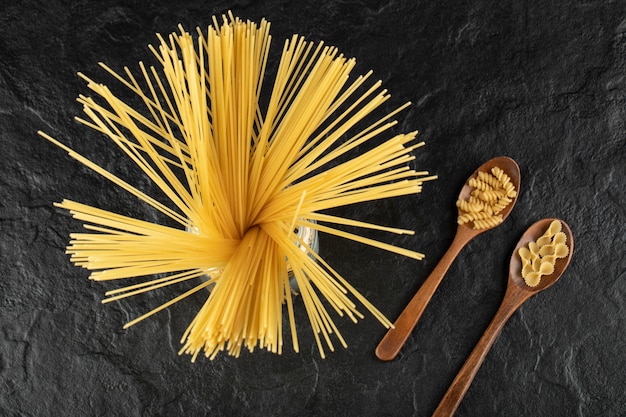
40, 13, 435, 360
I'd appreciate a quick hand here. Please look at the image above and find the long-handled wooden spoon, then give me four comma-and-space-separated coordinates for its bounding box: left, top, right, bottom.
432, 218, 574, 417
376, 156, 521, 361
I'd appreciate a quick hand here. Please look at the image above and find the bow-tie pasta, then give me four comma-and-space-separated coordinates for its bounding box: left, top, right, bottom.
518, 220, 570, 287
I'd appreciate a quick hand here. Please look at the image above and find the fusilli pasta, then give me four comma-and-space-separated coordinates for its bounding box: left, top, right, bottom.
456, 166, 517, 229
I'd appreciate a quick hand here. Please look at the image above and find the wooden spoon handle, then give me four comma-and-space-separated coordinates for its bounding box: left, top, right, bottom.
376, 228, 475, 361
431, 297, 521, 417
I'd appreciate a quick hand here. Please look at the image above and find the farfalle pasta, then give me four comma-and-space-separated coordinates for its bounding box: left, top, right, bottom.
456, 166, 517, 229
518, 220, 569, 287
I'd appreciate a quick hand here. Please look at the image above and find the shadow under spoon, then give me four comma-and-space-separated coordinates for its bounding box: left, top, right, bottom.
376, 156, 521, 361
431, 218, 574, 417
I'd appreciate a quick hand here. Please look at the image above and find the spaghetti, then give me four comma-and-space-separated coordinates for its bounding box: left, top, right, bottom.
40, 12, 435, 360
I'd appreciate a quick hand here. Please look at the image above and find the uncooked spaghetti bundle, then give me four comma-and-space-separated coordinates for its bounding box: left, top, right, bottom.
40, 12, 435, 360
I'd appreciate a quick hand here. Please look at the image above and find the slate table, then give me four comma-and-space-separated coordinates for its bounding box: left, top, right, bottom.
1, 0, 624, 416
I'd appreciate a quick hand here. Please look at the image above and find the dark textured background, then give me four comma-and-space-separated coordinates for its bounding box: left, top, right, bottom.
1, 0, 625, 416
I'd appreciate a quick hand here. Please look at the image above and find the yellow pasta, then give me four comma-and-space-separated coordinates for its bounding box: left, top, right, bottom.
524, 271, 542, 287
522, 264, 534, 278
539, 261, 554, 275
503, 182, 517, 198
546, 219, 562, 235
479, 189, 507, 202
457, 211, 493, 224
554, 243, 569, 258
518, 247, 531, 261
476, 171, 501, 189
518, 220, 569, 287
553, 232, 567, 245
491, 166, 510, 187
39, 13, 436, 360
472, 215, 503, 229
535, 235, 553, 247
468, 177, 493, 191
492, 195, 513, 213
539, 244, 556, 257
456, 199, 484, 213
456, 165, 517, 229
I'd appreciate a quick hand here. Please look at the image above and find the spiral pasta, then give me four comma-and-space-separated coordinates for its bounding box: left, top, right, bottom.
472, 215, 504, 229
456, 166, 517, 229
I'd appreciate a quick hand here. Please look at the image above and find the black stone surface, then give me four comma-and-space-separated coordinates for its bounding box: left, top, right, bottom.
1, 1, 625, 416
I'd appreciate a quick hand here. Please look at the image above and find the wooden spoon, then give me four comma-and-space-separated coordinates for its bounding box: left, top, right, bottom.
432, 218, 574, 417
376, 156, 521, 361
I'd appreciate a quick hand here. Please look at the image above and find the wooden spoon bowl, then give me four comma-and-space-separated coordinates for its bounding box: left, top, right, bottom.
509, 218, 574, 293
457, 156, 521, 226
